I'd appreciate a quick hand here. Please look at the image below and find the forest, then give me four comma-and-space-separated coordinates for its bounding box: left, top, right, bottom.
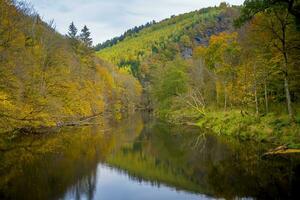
0, 0, 300, 199
98, 1, 300, 148
0, 0, 142, 133
0, 0, 300, 147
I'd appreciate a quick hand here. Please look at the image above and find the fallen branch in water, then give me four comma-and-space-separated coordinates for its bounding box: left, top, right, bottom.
1, 113, 105, 136
57, 113, 103, 127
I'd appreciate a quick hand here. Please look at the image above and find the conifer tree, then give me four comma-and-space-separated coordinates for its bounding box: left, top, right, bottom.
80, 25, 93, 47
68, 22, 78, 39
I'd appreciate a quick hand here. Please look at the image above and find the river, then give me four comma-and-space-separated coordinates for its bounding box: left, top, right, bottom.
0, 113, 299, 200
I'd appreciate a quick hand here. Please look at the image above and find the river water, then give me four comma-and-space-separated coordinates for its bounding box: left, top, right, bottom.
0, 113, 299, 200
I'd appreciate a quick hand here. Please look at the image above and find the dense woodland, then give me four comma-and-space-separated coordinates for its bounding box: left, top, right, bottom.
0, 0, 299, 147
0, 0, 142, 133
98, 2, 300, 147
93, 20, 157, 51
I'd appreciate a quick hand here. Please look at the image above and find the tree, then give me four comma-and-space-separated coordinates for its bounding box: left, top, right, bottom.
253, 9, 299, 120
204, 32, 240, 110
68, 22, 78, 39
151, 58, 188, 118
180, 35, 192, 47
235, 0, 300, 27
269, 10, 295, 120
80, 25, 92, 47
235, 1, 300, 120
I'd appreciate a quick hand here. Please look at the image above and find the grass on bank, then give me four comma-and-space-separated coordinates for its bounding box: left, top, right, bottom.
195, 110, 300, 149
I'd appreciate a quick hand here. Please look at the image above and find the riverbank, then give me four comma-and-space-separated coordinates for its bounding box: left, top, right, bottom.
0, 110, 135, 137
196, 110, 300, 149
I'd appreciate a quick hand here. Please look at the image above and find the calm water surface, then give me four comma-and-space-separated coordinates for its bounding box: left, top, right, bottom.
0, 114, 299, 200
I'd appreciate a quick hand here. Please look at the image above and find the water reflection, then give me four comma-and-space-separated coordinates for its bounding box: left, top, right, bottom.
0, 113, 299, 200
62, 164, 211, 200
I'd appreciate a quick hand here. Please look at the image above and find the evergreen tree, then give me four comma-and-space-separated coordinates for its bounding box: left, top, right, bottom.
68, 22, 78, 39
80, 25, 93, 47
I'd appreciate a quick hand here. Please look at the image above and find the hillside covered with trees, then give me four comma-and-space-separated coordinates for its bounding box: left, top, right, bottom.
97, 2, 300, 148
1, 0, 299, 147
0, 0, 300, 199
0, 0, 142, 133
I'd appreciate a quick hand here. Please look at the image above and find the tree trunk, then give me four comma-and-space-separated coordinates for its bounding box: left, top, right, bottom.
224, 82, 227, 111
216, 80, 220, 108
254, 86, 259, 116
253, 64, 259, 116
284, 74, 293, 120
279, 11, 294, 121
283, 46, 293, 120
264, 80, 269, 114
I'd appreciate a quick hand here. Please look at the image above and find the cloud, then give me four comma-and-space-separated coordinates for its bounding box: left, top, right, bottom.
29, 0, 244, 44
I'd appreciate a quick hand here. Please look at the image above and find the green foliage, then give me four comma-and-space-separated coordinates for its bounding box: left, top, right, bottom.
234, 0, 300, 27
151, 58, 189, 118
96, 4, 241, 122
1, 0, 299, 148
196, 110, 300, 147
179, 35, 192, 47
93, 1, 299, 148
97, 6, 225, 78
93, 20, 156, 51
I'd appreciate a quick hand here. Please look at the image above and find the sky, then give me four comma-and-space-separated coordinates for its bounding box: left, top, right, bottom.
28, 0, 244, 45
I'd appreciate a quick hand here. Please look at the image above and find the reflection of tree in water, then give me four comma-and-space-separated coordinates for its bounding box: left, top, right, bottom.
0, 113, 144, 200
0, 115, 299, 199
73, 168, 97, 200
107, 121, 300, 199
0, 129, 105, 200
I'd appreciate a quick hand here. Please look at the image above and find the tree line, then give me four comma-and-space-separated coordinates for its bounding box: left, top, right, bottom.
94, 20, 157, 51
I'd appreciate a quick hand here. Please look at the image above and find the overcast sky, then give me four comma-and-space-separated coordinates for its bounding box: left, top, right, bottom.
28, 0, 244, 44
